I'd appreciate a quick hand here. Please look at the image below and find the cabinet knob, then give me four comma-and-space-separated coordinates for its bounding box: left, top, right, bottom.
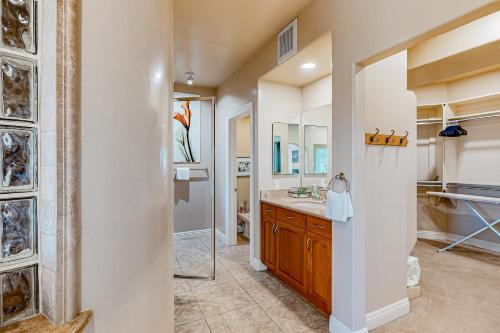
306, 238, 311, 250
313, 224, 325, 229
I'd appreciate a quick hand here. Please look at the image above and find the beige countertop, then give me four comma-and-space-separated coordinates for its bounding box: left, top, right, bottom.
260, 191, 329, 220
0, 310, 92, 333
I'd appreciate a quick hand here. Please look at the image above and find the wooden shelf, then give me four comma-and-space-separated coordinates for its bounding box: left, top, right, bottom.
448, 92, 500, 109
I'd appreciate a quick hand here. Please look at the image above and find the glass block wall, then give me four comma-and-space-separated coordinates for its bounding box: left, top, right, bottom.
0, 0, 39, 326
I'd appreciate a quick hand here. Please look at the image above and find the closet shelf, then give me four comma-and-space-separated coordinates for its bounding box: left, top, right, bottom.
447, 110, 500, 123
448, 92, 500, 109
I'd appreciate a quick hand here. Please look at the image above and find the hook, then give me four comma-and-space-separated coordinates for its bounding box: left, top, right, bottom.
386, 130, 395, 144
400, 131, 409, 144
370, 128, 380, 142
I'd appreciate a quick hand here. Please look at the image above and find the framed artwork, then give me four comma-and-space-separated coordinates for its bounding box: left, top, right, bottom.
173, 100, 200, 163
236, 157, 250, 177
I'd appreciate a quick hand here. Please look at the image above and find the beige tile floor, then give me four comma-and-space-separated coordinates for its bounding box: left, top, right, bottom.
174, 232, 500, 333
373, 239, 500, 333
173, 231, 329, 332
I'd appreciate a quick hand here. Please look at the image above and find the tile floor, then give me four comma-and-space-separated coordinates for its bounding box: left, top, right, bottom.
174, 232, 500, 333
174, 231, 329, 332
373, 239, 500, 333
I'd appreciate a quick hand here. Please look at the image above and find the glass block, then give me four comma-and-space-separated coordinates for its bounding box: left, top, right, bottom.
0, 128, 36, 191
0, 265, 37, 325
0, 197, 35, 262
0, 0, 36, 54
0, 55, 37, 122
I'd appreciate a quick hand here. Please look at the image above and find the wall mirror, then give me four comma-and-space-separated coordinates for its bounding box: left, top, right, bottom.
272, 123, 300, 175
304, 125, 328, 175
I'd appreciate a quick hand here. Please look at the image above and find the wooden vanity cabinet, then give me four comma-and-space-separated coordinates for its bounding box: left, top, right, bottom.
260, 202, 332, 315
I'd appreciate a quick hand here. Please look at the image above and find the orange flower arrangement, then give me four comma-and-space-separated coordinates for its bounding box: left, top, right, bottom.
173, 101, 195, 162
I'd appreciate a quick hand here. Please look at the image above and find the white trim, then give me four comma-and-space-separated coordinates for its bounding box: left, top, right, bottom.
250, 257, 267, 271
216, 228, 228, 246
418, 230, 500, 253
365, 298, 410, 331
329, 316, 368, 333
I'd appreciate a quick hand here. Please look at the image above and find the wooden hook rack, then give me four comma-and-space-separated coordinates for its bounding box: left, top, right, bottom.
365, 129, 409, 147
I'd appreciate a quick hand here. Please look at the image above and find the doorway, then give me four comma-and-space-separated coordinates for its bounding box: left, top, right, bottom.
173, 95, 216, 281
226, 103, 254, 248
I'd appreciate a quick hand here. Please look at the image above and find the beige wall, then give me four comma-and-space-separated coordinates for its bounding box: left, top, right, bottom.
80, 0, 174, 332
258, 81, 302, 190
237, 116, 251, 211
301, 75, 333, 186
236, 116, 251, 157
362, 51, 417, 315
330, 1, 497, 331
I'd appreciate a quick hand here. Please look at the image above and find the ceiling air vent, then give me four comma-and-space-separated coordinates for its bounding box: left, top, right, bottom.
277, 18, 298, 64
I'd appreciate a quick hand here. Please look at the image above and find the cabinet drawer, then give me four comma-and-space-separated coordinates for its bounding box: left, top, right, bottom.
261, 202, 276, 217
307, 216, 332, 239
276, 207, 306, 229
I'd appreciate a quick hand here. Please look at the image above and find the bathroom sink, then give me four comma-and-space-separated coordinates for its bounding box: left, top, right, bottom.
294, 201, 326, 209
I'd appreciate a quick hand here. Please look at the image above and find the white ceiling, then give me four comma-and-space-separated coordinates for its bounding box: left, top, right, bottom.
174, 0, 314, 88
261, 33, 332, 87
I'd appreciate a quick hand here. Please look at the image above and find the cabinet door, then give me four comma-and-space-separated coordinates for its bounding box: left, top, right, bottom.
306, 233, 332, 314
276, 221, 306, 294
261, 217, 277, 272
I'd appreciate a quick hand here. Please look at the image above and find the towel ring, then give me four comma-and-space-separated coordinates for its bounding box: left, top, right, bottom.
328, 172, 350, 193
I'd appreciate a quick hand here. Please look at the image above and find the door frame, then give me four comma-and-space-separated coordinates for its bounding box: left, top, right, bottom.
226, 102, 254, 246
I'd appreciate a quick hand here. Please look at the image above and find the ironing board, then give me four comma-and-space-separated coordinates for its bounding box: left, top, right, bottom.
427, 192, 500, 252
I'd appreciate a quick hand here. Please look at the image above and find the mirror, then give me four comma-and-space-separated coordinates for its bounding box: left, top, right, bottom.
272, 123, 300, 175
304, 125, 328, 175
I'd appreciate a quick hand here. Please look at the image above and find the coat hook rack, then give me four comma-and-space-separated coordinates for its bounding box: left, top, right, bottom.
365, 129, 409, 147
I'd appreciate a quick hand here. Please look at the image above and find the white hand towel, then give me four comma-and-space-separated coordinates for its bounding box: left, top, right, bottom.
325, 190, 354, 223
175, 168, 190, 181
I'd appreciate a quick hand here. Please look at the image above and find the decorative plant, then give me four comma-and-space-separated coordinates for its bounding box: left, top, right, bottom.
173, 101, 195, 162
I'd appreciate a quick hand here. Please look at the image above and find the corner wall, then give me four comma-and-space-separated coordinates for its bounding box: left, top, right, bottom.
80, 0, 174, 331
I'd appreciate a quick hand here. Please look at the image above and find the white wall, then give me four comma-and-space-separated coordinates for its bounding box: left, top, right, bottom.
362, 52, 416, 314
302, 75, 333, 186
81, 0, 174, 332
302, 75, 332, 110
257, 81, 302, 190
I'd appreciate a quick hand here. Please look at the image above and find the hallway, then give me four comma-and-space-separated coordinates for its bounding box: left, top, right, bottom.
173, 232, 329, 332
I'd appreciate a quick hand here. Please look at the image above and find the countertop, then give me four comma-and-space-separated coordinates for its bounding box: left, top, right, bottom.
0, 310, 92, 333
260, 193, 329, 220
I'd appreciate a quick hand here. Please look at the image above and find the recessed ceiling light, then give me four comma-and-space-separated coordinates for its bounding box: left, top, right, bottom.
186, 72, 195, 85
301, 63, 316, 69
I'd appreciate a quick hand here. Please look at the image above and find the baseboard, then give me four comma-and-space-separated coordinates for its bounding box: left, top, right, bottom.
250, 257, 267, 271
174, 229, 210, 237
215, 228, 227, 246
329, 316, 368, 333
418, 230, 500, 253
365, 298, 409, 331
